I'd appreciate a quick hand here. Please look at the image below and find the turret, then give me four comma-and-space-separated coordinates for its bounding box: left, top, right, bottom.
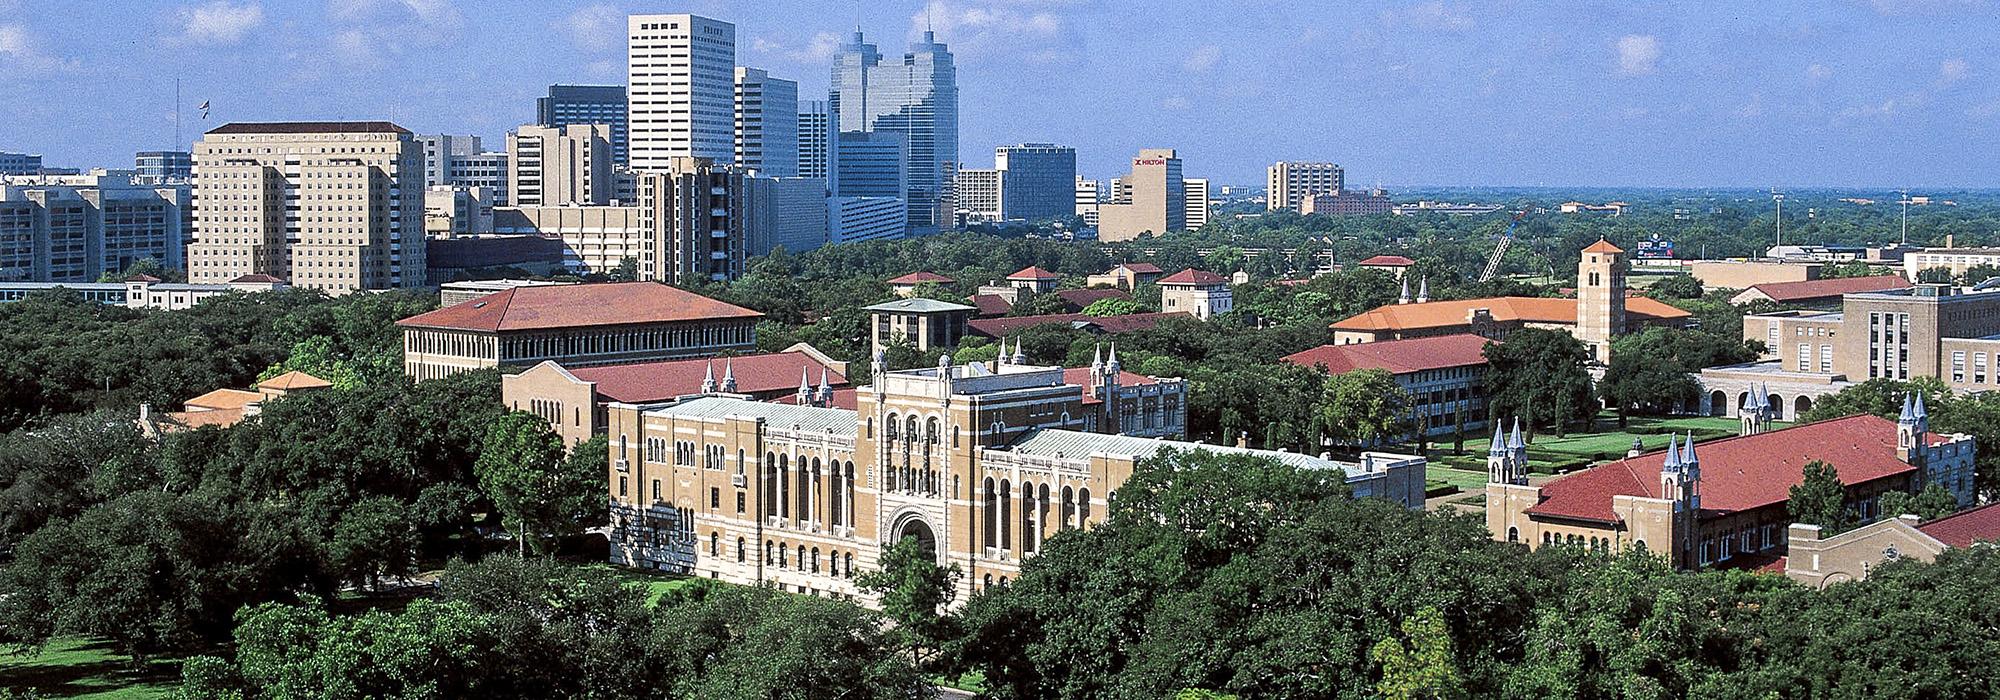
815, 368, 833, 407
1416, 275, 1430, 304
1106, 341, 1122, 375
1659, 433, 1684, 509
1398, 275, 1411, 305
1897, 393, 1924, 464
1486, 423, 1509, 484
1680, 432, 1701, 511
700, 360, 717, 394
1011, 338, 1026, 366
1740, 384, 1770, 436
796, 367, 811, 406
720, 358, 737, 394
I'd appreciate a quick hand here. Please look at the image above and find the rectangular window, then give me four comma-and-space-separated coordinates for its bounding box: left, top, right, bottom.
737, 492, 746, 514
1797, 343, 1811, 372
652, 480, 662, 502
618, 476, 628, 497
1820, 345, 1833, 373
710, 487, 720, 509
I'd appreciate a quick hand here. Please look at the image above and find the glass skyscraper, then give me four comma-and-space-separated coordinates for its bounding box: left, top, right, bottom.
537, 84, 630, 166
829, 30, 957, 235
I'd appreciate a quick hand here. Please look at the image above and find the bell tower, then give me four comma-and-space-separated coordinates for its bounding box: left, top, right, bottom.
1576, 238, 1626, 364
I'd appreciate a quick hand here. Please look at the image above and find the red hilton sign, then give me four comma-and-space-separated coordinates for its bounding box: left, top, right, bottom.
1133, 158, 1167, 166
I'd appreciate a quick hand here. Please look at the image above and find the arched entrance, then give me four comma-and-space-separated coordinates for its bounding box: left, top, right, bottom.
891, 513, 939, 562
1795, 395, 1813, 419
1709, 390, 1727, 417
1768, 393, 1785, 420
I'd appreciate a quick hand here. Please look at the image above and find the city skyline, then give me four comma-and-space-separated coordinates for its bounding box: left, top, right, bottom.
1, 0, 1997, 187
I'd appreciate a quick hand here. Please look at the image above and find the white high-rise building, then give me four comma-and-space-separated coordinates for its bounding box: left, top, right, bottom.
627, 14, 736, 168
799, 100, 833, 182
735, 68, 799, 178
1266, 161, 1343, 212
1184, 178, 1211, 230
507, 124, 612, 207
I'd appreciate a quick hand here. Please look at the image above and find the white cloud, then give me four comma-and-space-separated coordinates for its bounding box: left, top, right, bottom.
0, 24, 25, 55
1839, 98, 1899, 119
560, 3, 622, 52
911, 0, 1084, 64
1160, 95, 1191, 111
321, 0, 461, 68
1807, 63, 1833, 81
1184, 44, 1221, 73
177, 1, 264, 45
0, 22, 72, 73
1616, 34, 1660, 76
332, 28, 379, 68
1383, 1, 1473, 32
1940, 57, 1969, 84
1735, 92, 1766, 118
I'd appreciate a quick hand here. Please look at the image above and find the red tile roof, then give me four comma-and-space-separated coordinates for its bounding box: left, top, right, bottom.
1916, 503, 2000, 548
1159, 269, 1228, 285
257, 371, 332, 391
229, 274, 285, 284
1526, 415, 1921, 524
1330, 296, 1691, 333
396, 281, 760, 332
1113, 263, 1164, 274
1358, 255, 1415, 267
1743, 275, 1912, 303
887, 272, 954, 285
568, 351, 848, 404
969, 312, 1191, 338
1282, 334, 1493, 375
1583, 238, 1625, 254
970, 294, 1013, 317
125, 274, 163, 283
1008, 266, 1062, 281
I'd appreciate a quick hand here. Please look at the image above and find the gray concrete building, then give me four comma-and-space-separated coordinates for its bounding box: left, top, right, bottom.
507, 124, 612, 206
735, 67, 799, 178
0, 172, 192, 281
537, 84, 629, 165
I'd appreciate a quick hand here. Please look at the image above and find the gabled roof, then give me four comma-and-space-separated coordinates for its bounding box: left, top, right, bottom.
1741, 275, 1912, 303
970, 294, 1014, 317
1159, 269, 1228, 286
396, 282, 761, 332
1916, 502, 2000, 548
1583, 238, 1625, 254
257, 371, 332, 391
864, 297, 976, 313
566, 352, 848, 404
205, 121, 409, 135
124, 274, 163, 283
229, 274, 286, 284
1358, 255, 1416, 267
887, 272, 954, 285
1330, 296, 1691, 333
1283, 334, 1493, 375
1007, 266, 1062, 281
1525, 415, 1922, 523
1112, 263, 1164, 274
184, 388, 262, 411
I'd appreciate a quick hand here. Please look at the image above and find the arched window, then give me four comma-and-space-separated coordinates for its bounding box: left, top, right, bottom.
844, 552, 853, 577
1507, 527, 1519, 543
999, 479, 1013, 551
906, 415, 920, 445
765, 540, 774, 565
1061, 486, 1076, 529
811, 547, 821, 574
1079, 488, 1092, 526
983, 573, 994, 590
777, 542, 787, 567
885, 414, 899, 442
797, 545, 806, 571
1021, 482, 1038, 554
982, 477, 997, 549
737, 537, 747, 562
709, 532, 719, 556
926, 417, 939, 445
1542, 532, 1553, 545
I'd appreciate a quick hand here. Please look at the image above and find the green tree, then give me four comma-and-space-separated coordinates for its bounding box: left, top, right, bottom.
1789, 460, 1853, 536
858, 535, 963, 669
609, 256, 640, 282
1009, 292, 1073, 317
1877, 483, 1960, 521
328, 495, 416, 591
1482, 329, 1594, 437
1371, 606, 1467, 700
1918, 267, 1955, 284
474, 411, 596, 556
1081, 297, 1141, 317
1315, 368, 1414, 449
1645, 274, 1704, 300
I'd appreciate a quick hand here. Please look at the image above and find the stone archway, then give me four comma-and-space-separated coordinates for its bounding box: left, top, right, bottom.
1710, 390, 1728, 417
1795, 395, 1813, 419
890, 512, 939, 562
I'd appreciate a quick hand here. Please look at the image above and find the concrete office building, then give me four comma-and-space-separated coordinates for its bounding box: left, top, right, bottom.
1097, 149, 1184, 242
0, 152, 46, 175
449, 151, 508, 204
954, 168, 1003, 221
418, 135, 483, 189
1267, 161, 1344, 212
1075, 177, 1101, 228
830, 30, 958, 235
831, 196, 907, 245
765, 178, 829, 255
1183, 178, 1211, 230
493, 205, 646, 275
798, 100, 833, 181
995, 144, 1075, 222
834, 131, 907, 200
537, 84, 629, 165
134, 151, 193, 182
423, 186, 498, 237
1904, 248, 2000, 282
735, 68, 799, 178
627, 14, 736, 168
634, 157, 766, 284
0, 172, 192, 281
1301, 189, 1392, 216
186, 122, 426, 293
507, 124, 612, 206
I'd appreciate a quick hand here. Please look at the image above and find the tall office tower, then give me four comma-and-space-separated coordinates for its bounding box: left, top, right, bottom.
833, 131, 907, 199
1266, 161, 1343, 212
954, 168, 1003, 221
633, 157, 766, 284
537, 84, 629, 165
1097, 149, 1184, 242
829, 30, 957, 235
764, 177, 830, 255
627, 14, 736, 169
187, 122, 426, 294
134, 151, 193, 182
507, 124, 612, 206
734, 68, 799, 178
798, 100, 833, 181
448, 151, 510, 205
0, 153, 45, 175
1075, 176, 1102, 228
1183, 178, 1211, 230
995, 143, 1075, 222
417, 134, 482, 187
0, 172, 192, 281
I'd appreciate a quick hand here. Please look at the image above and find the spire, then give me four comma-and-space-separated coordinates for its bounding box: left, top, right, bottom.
1091, 343, 1103, 371
1914, 392, 1928, 420
797, 367, 812, 405
1488, 423, 1506, 455
701, 360, 717, 394
721, 358, 737, 393
1011, 338, 1026, 366
1663, 434, 1681, 470
1681, 432, 1697, 466
1416, 275, 1430, 303
1398, 275, 1411, 304
816, 367, 833, 403
1106, 341, 1121, 372
1507, 416, 1523, 449
1900, 393, 1915, 422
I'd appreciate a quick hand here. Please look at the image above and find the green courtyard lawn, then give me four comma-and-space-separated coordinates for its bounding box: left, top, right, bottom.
585, 562, 709, 607
0, 638, 180, 699
1425, 413, 1789, 478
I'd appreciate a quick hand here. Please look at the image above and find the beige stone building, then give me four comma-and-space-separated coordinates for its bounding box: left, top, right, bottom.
633, 157, 769, 284
507, 124, 612, 207
1487, 401, 1975, 570
395, 281, 761, 381
1159, 268, 1232, 320
604, 353, 1427, 599
1084, 263, 1163, 290
865, 297, 975, 354
1575, 239, 1625, 363
188, 122, 426, 294
492, 205, 646, 275
503, 345, 850, 446
1687, 260, 1821, 290
1785, 503, 2000, 588
1097, 149, 1183, 242
1266, 161, 1343, 212
1903, 248, 2000, 282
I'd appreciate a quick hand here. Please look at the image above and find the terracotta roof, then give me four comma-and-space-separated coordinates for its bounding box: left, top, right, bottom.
184, 388, 262, 411
1159, 269, 1228, 286
229, 274, 285, 284
1916, 503, 2000, 548
887, 272, 954, 285
124, 274, 163, 283
160, 408, 248, 432
970, 294, 1013, 317
1525, 415, 1921, 524
1059, 367, 1160, 387
1743, 275, 1912, 303
1113, 263, 1164, 274
567, 351, 849, 404
1358, 255, 1416, 267
1007, 266, 1062, 281
257, 371, 332, 391
1282, 334, 1493, 375
969, 311, 1191, 338
206, 121, 409, 135
1583, 238, 1625, 254
1329, 296, 1691, 333
1055, 288, 1131, 310
395, 282, 761, 332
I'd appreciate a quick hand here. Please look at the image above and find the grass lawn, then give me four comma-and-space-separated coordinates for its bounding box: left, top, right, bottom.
1428, 414, 1794, 475
0, 638, 180, 699
1428, 465, 1491, 492
586, 563, 710, 607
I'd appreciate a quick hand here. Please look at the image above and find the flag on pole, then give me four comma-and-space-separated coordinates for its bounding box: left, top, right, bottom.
198, 101, 210, 119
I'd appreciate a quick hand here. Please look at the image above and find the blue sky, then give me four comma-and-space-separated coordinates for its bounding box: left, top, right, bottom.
1, 0, 1996, 188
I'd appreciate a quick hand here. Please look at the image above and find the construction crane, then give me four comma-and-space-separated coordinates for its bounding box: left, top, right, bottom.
1477, 210, 1531, 283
